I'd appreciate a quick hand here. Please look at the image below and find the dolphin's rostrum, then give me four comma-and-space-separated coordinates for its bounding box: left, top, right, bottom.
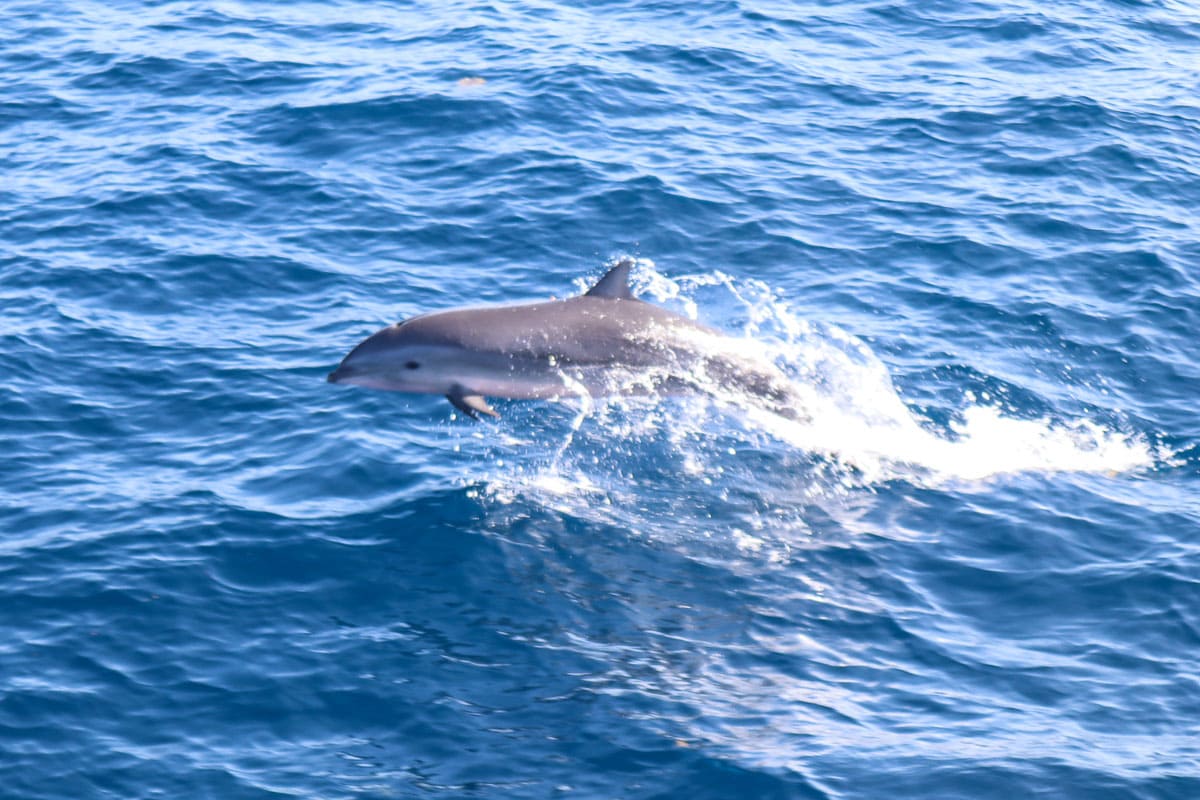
328, 259, 809, 422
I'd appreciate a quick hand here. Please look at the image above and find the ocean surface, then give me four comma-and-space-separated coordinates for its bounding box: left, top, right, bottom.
3, 1, 1199, 798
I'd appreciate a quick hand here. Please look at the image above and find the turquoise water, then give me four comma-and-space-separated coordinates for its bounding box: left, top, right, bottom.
3, 2, 1199, 798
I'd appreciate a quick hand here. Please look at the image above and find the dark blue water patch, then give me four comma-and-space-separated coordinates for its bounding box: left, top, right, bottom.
862, 2, 1058, 44
622, 42, 776, 81
922, 95, 1113, 145
579, 175, 733, 227
522, 60, 673, 114
1128, 8, 1200, 44
981, 143, 1169, 194
845, 761, 1196, 800
146, 253, 342, 305
154, 5, 398, 40
80, 186, 250, 225
0, 88, 92, 133
67, 54, 314, 99
247, 93, 519, 159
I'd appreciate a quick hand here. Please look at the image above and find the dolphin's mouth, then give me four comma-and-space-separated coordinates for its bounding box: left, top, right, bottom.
327, 365, 359, 384
326, 366, 408, 392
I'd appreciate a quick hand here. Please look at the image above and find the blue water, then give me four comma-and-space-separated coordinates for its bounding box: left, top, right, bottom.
3, 1, 1199, 797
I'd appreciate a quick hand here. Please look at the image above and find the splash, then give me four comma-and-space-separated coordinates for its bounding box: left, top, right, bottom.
471, 259, 1154, 510
637, 259, 1153, 484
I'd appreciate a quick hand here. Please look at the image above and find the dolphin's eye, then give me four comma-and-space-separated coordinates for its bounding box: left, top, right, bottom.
405, 361, 420, 370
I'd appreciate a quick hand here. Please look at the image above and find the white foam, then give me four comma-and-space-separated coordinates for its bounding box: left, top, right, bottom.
475, 260, 1156, 509
633, 260, 1154, 485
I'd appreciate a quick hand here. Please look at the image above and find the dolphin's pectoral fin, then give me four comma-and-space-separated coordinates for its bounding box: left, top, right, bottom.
446, 389, 499, 420
584, 257, 636, 300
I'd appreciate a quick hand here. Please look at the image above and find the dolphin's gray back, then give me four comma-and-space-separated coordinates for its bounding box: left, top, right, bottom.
397, 296, 718, 366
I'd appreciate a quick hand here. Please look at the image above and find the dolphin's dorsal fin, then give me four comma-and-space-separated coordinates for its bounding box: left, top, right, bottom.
584, 258, 636, 300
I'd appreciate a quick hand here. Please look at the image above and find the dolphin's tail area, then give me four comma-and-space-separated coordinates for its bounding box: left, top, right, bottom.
695, 351, 812, 425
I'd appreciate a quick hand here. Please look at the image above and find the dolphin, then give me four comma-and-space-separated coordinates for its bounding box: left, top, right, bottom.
328, 259, 809, 422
